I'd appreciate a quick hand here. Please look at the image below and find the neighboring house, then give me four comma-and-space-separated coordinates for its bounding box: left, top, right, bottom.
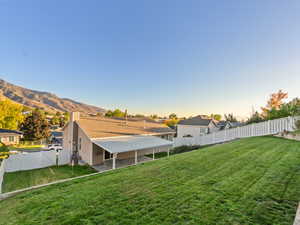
51, 131, 63, 144
218, 121, 232, 130
63, 112, 175, 168
176, 115, 219, 138
218, 121, 243, 130
0, 129, 23, 145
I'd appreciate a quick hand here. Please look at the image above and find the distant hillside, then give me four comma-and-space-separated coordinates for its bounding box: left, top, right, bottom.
0, 79, 106, 114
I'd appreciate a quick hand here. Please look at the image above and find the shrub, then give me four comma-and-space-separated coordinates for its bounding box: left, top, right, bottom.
171, 145, 201, 154
0, 141, 10, 160
0, 142, 9, 153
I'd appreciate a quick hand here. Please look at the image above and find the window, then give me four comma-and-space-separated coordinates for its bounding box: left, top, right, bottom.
9, 136, 15, 142
199, 127, 207, 134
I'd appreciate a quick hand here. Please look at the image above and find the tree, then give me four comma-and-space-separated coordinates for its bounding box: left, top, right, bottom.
264, 99, 300, 120
224, 114, 237, 122
0, 141, 10, 160
261, 90, 288, 116
50, 115, 60, 126
290, 98, 300, 116
134, 114, 145, 118
55, 111, 62, 117
210, 114, 222, 121
0, 98, 24, 130
96, 112, 103, 117
60, 112, 70, 127
105, 109, 125, 118
169, 113, 177, 119
246, 111, 264, 124
150, 114, 158, 119
164, 118, 179, 128
20, 109, 51, 141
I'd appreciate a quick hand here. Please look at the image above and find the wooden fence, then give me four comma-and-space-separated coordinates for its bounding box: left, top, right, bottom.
174, 116, 300, 147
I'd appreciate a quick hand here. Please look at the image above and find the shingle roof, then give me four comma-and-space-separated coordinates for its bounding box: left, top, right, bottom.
178, 116, 213, 126
0, 129, 23, 135
217, 121, 231, 130
77, 117, 175, 138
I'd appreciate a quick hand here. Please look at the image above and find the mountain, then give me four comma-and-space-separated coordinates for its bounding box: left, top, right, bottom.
0, 79, 106, 114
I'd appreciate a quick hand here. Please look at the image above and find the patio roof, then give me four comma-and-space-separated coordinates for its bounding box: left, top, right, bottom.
92, 135, 173, 154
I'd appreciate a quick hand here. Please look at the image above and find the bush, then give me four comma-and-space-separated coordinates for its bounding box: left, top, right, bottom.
0, 142, 10, 160
171, 145, 201, 154
0, 142, 9, 153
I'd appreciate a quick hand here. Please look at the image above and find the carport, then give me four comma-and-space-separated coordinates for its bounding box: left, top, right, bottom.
92, 135, 173, 169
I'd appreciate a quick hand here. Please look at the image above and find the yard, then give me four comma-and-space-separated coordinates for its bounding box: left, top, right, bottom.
1, 136, 300, 225
2, 165, 96, 193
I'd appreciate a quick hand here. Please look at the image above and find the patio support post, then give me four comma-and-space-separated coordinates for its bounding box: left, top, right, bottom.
152, 149, 155, 160
167, 148, 170, 157
112, 153, 117, 170
135, 150, 138, 165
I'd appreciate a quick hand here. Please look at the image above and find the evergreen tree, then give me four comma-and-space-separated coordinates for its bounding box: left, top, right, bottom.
20, 109, 51, 141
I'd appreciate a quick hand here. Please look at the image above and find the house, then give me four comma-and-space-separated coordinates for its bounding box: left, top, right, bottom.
217, 121, 232, 130
218, 121, 243, 130
51, 131, 63, 144
176, 115, 219, 138
63, 112, 175, 169
0, 129, 23, 145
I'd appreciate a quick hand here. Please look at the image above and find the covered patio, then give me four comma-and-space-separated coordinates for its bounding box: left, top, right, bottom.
92, 135, 173, 171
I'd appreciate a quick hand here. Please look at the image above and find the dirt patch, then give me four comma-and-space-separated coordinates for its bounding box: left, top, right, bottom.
275, 133, 300, 141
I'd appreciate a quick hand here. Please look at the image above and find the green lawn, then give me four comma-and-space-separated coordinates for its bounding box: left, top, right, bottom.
292, 130, 300, 135
1, 136, 300, 225
2, 165, 96, 193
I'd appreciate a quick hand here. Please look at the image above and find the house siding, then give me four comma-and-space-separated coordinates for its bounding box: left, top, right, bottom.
92, 144, 104, 165
0, 134, 21, 145
177, 123, 219, 138
63, 122, 73, 153
77, 124, 93, 165
177, 124, 208, 138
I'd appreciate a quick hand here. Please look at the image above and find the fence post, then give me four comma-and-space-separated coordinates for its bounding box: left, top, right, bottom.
288, 116, 293, 131
268, 120, 271, 134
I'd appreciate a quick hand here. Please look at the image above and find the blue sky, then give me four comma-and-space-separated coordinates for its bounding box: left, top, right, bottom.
1, 0, 300, 119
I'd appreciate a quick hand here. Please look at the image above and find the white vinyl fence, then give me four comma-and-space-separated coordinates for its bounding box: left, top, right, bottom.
174, 116, 300, 147
4, 149, 71, 173
0, 160, 6, 193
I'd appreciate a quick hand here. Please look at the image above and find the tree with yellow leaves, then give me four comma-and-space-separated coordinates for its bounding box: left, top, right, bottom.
261, 90, 288, 116
0, 98, 24, 130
